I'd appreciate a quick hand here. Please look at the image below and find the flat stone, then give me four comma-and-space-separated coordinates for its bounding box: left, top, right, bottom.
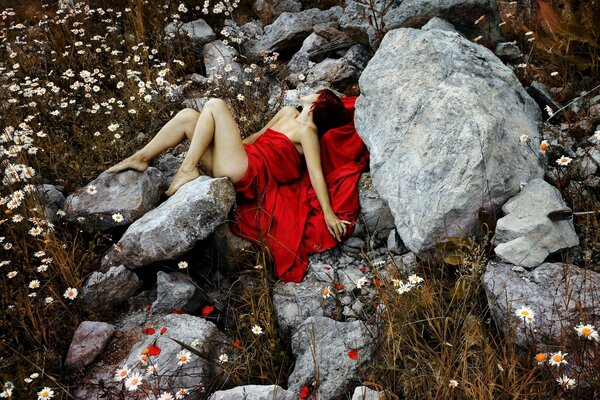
65, 321, 115, 370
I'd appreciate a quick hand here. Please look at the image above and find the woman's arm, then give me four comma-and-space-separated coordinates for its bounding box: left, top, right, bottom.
242, 106, 297, 144
301, 130, 351, 241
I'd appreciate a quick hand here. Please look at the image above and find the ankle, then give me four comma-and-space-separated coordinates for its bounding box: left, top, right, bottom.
179, 163, 198, 173
131, 153, 150, 163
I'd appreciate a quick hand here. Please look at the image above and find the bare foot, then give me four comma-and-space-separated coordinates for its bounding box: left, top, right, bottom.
105, 156, 148, 174
165, 166, 200, 196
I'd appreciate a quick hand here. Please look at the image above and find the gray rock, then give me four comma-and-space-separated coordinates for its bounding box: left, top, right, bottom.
65, 321, 115, 370
352, 386, 387, 400
386, 229, 407, 254
255, 7, 344, 53
64, 168, 163, 231
209, 385, 296, 400
341, 44, 372, 71
421, 16, 458, 33
33, 184, 65, 224
575, 147, 600, 178
339, 0, 382, 48
494, 179, 579, 268
306, 57, 358, 85
355, 28, 544, 257
288, 316, 376, 399
527, 81, 562, 115
80, 265, 142, 311
383, 0, 503, 44
352, 174, 396, 243
165, 18, 216, 43
153, 152, 185, 192
483, 260, 600, 347
203, 40, 243, 83
253, 0, 302, 25
495, 42, 523, 61
152, 271, 206, 313
273, 274, 338, 338
208, 223, 254, 274
101, 176, 235, 270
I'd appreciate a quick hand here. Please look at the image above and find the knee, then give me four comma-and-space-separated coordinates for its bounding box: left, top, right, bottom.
204, 97, 227, 109
177, 108, 200, 123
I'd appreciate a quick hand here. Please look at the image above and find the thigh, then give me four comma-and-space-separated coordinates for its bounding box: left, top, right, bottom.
205, 99, 248, 183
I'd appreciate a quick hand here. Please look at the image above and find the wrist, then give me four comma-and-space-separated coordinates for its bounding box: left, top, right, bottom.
323, 208, 335, 218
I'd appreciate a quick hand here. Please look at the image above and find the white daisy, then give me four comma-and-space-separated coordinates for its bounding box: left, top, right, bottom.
178, 261, 188, 269
218, 353, 229, 363
63, 287, 78, 300
112, 213, 124, 222
251, 325, 263, 335
124, 372, 143, 391
574, 323, 599, 341
556, 374, 576, 389
114, 365, 130, 381
37, 387, 55, 399
548, 350, 568, 367
177, 349, 192, 366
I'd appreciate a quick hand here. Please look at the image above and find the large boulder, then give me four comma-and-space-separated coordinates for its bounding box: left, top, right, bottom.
483, 261, 600, 347
254, 7, 344, 54
288, 316, 376, 399
80, 265, 142, 312
64, 169, 164, 231
152, 271, 207, 313
65, 321, 115, 370
355, 27, 544, 257
33, 184, 65, 225
165, 18, 216, 43
494, 179, 579, 268
209, 385, 296, 400
101, 176, 235, 270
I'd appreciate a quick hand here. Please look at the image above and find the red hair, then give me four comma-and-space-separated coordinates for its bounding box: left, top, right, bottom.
309, 89, 352, 138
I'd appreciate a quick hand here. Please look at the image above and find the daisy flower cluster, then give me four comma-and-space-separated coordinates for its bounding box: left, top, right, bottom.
515, 306, 535, 323
392, 274, 424, 295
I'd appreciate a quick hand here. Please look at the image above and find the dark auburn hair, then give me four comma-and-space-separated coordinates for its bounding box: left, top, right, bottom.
295, 88, 351, 138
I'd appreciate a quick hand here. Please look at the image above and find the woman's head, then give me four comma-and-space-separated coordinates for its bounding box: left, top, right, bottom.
298, 89, 351, 138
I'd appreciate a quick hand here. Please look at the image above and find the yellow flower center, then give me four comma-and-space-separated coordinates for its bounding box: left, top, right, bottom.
552, 355, 562, 362
181, 356, 187, 362
582, 327, 592, 336
42, 391, 49, 396
521, 310, 529, 316
120, 371, 126, 376
535, 353, 546, 362
131, 378, 138, 384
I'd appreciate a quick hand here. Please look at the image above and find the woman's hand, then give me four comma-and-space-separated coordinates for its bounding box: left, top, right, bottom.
324, 211, 352, 242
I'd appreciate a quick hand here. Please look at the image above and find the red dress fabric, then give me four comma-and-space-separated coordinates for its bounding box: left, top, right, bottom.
230, 96, 369, 282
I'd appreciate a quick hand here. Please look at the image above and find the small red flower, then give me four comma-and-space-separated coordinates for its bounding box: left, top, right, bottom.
145, 304, 151, 312
147, 344, 161, 356
233, 339, 241, 350
160, 326, 167, 335
334, 282, 344, 291
201, 305, 215, 317
172, 309, 184, 314
359, 267, 366, 273
373, 278, 382, 286
347, 349, 358, 360
324, 265, 332, 270
142, 327, 155, 335
298, 385, 310, 399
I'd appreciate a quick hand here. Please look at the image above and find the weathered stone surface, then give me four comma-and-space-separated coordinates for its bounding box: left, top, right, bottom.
494, 42, 522, 61
288, 316, 376, 399
421, 16, 458, 32
383, 0, 503, 44
203, 40, 243, 82
527, 81, 562, 115
355, 28, 544, 257
80, 265, 142, 311
209, 385, 296, 400
152, 271, 206, 313
483, 260, 600, 347
165, 18, 216, 43
65, 321, 115, 370
153, 152, 185, 192
64, 169, 163, 231
306, 57, 358, 85
352, 386, 387, 400
255, 7, 344, 53
494, 179, 579, 268
101, 176, 235, 270
272, 274, 338, 338
74, 312, 227, 398
208, 223, 254, 274
341, 44, 372, 71
33, 184, 65, 224
352, 174, 395, 243
253, 0, 301, 25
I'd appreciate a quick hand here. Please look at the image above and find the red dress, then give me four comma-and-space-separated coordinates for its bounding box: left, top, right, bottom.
230, 96, 369, 282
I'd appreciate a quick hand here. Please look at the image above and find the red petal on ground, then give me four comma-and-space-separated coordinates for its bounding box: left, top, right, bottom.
147, 344, 161, 356
298, 385, 310, 399
233, 339, 241, 350
172, 309, 184, 314
374, 278, 381, 286
145, 304, 151, 312
201, 305, 215, 317
359, 267, 366, 273
160, 326, 167, 335
348, 349, 358, 360
142, 327, 155, 335
324, 265, 332, 270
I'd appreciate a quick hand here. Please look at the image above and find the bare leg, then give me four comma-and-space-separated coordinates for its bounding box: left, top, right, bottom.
105, 108, 200, 174
165, 98, 248, 196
